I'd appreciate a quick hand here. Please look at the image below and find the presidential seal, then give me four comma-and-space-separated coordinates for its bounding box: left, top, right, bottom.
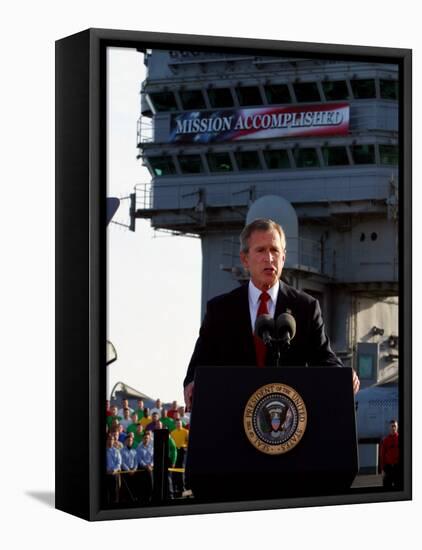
243, 383, 307, 455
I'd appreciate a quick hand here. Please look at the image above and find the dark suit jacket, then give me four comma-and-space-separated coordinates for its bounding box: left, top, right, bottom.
184, 282, 342, 387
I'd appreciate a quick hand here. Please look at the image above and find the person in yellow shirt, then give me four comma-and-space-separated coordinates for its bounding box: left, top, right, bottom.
140, 408, 152, 429
171, 419, 189, 448
170, 419, 189, 496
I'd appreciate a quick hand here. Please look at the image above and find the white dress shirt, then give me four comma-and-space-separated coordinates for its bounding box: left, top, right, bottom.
247, 280, 280, 332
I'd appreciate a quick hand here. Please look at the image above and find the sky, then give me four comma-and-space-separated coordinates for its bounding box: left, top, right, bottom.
106, 47, 202, 403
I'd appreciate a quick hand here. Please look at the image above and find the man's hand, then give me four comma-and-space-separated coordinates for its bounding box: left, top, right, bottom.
352, 369, 360, 395
184, 381, 194, 411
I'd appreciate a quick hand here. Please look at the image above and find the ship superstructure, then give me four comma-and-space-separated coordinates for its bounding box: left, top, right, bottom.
132, 49, 399, 393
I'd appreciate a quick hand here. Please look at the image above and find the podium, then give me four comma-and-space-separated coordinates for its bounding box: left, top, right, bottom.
186, 366, 358, 502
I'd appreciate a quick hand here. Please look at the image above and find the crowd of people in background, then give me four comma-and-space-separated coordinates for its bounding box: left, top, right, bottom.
105, 397, 190, 505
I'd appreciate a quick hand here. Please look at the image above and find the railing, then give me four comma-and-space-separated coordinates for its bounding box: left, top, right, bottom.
134, 182, 255, 212
134, 183, 153, 210
137, 116, 154, 144
298, 237, 322, 272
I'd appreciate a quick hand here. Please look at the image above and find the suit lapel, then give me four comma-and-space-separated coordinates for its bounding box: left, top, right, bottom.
275, 281, 294, 318
267, 282, 294, 367
233, 284, 256, 364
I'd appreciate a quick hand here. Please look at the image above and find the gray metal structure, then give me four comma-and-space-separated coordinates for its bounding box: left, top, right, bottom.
131, 49, 399, 408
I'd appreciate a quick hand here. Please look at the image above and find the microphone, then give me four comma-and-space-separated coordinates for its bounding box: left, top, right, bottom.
254, 314, 275, 345
276, 313, 296, 349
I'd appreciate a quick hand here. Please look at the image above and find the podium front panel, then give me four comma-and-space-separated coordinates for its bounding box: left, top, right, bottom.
186, 366, 358, 501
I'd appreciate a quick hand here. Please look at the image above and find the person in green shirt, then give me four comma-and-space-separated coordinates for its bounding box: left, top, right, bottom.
160, 408, 176, 432
168, 434, 177, 467
106, 406, 122, 430
132, 424, 144, 449
126, 413, 141, 436
135, 399, 145, 421
167, 434, 178, 499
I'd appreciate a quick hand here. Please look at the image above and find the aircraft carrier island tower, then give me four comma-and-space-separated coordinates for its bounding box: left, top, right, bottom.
132, 49, 399, 400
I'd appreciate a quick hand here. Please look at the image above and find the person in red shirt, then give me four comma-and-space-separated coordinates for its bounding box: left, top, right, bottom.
168, 400, 179, 420
380, 419, 399, 489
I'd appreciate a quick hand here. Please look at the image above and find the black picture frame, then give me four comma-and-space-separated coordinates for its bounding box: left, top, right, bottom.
55, 28, 412, 521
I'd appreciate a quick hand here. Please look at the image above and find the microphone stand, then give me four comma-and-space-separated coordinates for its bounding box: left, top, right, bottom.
268, 333, 291, 368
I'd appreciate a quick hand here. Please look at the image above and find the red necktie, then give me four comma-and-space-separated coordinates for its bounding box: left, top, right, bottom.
254, 291, 270, 368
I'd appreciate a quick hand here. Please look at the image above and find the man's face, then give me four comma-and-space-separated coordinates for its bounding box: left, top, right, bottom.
124, 409, 130, 418
175, 420, 182, 430
143, 433, 151, 445
152, 413, 159, 422
178, 406, 185, 416
126, 434, 134, 447
111, 407, 118, 416
137, 400, 144, 409
240, 229, 285, 291
390, 422, 398, 435
122, 399, 128, 408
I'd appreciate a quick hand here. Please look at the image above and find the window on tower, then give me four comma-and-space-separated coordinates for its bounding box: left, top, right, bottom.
148, 156, 177, 176
263, 83, 291, 105
207, 152, 233, 172
148, 91, 178, 112
350, 79, 376, 99
293, 147, 320, 168
379, 144, 398, 165
293, 82, 321, 102
351, 144, 376, 164
235, 86, 263, 106
207, 88, 235, 108
380, 80, 398, 100
178, 154, 205, 174
179, 89, 207, 110
263, 149, 291, 169
322, 80, 350, 101
234, 151, 262, 171
321, 146, 350, 166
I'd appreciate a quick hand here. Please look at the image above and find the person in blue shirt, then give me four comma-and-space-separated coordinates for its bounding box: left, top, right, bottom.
136, 431, 154, 504
120, 432, 138, 503
106, 434, 122, 473
121, 432, 137, 471
106, 434, 121, 503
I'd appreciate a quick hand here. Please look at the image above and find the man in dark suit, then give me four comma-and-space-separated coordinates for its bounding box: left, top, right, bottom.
184, 218, 360, 408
